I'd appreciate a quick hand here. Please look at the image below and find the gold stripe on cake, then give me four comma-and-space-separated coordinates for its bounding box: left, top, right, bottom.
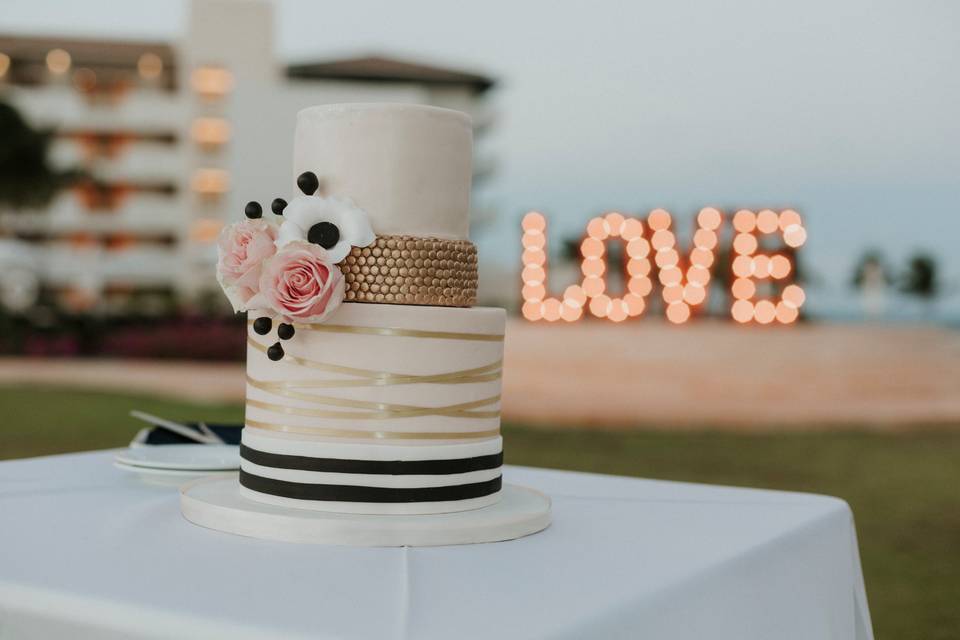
247, 338, 502, 386
339, 235, 478, 307
247, 319, 503, 342
293, 323, 503, 342
245, 419, 500, 440
246, 393, 500, 420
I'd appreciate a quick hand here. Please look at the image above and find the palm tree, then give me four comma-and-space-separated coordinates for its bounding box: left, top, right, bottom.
901, 253, 938, 299
0, 101, 79, 209
901, 252, 939, 319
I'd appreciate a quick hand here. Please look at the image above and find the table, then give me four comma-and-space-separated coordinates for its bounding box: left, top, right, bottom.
0, 450, 873, 639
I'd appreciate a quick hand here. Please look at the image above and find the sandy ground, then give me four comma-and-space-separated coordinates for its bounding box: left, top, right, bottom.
502, 320, 960, 431
2, 320, 959, 431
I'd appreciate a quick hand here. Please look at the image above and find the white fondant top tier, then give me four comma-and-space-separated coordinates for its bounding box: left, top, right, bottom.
294, 103, 473, 240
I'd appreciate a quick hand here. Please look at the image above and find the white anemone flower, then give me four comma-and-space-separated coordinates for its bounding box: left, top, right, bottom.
277, 194, 375, 264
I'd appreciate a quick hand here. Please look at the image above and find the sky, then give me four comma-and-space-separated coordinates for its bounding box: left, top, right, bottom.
4, 0, 960, 295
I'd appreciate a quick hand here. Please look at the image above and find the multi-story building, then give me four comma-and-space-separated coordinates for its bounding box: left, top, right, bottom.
0, 0, 494, 314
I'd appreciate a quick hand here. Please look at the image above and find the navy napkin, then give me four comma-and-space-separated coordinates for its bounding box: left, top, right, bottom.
140, 423, 243, 446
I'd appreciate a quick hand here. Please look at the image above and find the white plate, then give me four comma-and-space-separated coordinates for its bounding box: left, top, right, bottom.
115, 462, 235, 487
114, 444, 240, 471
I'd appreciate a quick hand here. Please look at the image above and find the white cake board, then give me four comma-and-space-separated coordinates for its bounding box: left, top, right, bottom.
180, 476, 551, 547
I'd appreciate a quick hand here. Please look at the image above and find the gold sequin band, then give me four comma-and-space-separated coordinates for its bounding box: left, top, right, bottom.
339, 235, 478, 307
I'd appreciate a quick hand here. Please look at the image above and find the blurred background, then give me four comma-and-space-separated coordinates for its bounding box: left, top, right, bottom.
0, 1, 958, 637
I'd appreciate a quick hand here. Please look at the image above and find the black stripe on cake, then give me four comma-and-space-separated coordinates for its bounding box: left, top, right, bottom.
240, 444, 503, 476
239, 470, 502, 503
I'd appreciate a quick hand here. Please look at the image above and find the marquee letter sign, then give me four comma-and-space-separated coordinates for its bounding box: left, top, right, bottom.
521, 208, 806, 324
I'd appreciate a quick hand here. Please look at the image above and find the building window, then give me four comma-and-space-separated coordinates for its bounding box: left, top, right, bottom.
191, 66, 233, 100
191, 117, 231, 149
191, 217, 224, 243
191, 169, 230, 197
45, 48, 72, 75
137, 53, 164, 81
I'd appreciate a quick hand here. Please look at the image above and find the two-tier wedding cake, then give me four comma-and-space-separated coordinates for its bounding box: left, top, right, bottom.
181, 103, 550, 545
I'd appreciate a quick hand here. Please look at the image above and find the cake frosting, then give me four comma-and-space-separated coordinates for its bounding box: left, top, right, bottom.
219, 103, 505, 515
294, 104, 472, 240
241, 302, 505, 514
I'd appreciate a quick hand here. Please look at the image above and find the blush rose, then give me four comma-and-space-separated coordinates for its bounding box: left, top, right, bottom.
216, 219, 278, 312
249, 241, 345, 323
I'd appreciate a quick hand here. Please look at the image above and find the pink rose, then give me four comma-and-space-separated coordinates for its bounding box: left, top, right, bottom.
216, 219, 277, 312
249, 242, 345, 323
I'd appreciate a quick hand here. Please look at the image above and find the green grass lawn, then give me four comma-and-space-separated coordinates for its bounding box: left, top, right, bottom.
2, 385, 958, 639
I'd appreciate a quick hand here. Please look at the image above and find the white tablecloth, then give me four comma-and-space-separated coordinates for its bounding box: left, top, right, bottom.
0, 450, 872, 640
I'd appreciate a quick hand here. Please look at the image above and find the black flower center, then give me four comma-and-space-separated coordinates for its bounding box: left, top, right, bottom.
307, 221, 340, 249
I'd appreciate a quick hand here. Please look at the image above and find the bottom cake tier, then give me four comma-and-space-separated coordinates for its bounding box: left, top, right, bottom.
241, 302, 506, 515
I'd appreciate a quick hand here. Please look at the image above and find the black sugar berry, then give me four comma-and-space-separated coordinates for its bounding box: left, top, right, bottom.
307, 221, 340, 249
277, 323, 295, 340
267, 342, 285, 361
297, 171, 320, 195
271, 198, 287, 215
244, 201, 263, 219
253, 316, 272, 335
